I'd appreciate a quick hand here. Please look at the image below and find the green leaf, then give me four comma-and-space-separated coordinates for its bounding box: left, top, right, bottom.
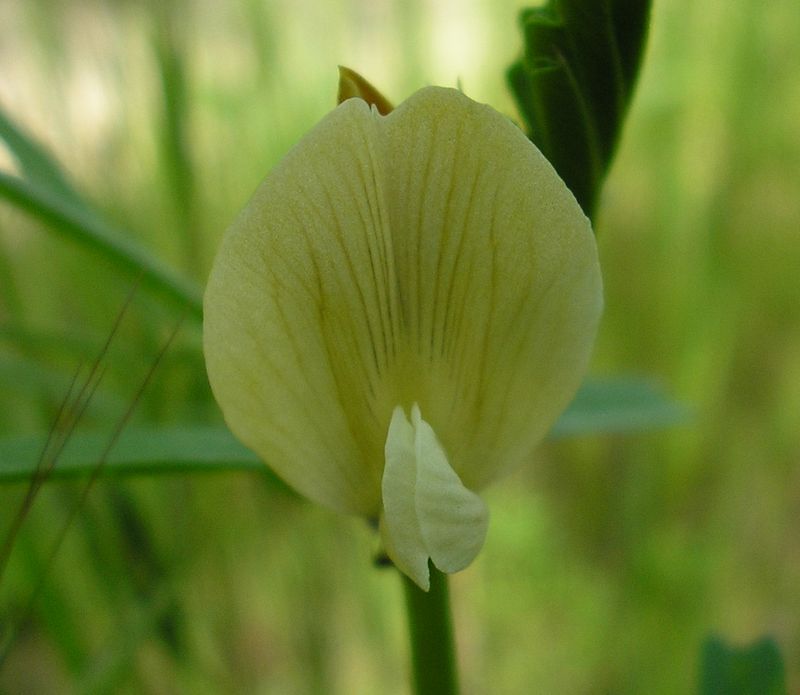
0, 377, 683, 484
0, 102, 80, 202
0, 425, 279, 483
0, 172, 202, 319
0, 102, 202, 318
550, 377, 686, 438
507, 0, 651, 219
700, 635, 786, 695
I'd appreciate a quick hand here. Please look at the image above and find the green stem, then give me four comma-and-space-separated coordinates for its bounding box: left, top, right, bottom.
401, 563, 459, 695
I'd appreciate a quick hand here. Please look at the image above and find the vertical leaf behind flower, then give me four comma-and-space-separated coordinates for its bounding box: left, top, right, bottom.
507, 0, 652, 219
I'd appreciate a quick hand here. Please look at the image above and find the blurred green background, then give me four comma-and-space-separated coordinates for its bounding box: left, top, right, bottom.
1, 0, 798, 692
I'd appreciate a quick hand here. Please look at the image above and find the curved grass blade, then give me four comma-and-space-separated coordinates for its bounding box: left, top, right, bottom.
0, 103, 201, 317
0, 103, 79, 203
0, 172, 202, 319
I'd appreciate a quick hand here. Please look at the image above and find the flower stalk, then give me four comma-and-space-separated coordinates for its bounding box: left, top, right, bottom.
402, 563, 459, 695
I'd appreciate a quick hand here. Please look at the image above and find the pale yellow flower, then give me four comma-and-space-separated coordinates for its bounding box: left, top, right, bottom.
203, 85, 602, 589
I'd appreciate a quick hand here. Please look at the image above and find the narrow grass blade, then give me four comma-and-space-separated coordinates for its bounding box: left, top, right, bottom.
0, 280, 140, 582
0, 103, 79, 202
152, 9, 198, 276
0, 100, 201, 315
0, 426, 274, 481
0, 319, 184, 667
0, 172, 202, 319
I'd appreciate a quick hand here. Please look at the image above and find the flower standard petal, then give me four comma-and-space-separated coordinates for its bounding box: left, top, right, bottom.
380, 87, 603, 490
204, 97, 399, 517
204, 85, 603, 584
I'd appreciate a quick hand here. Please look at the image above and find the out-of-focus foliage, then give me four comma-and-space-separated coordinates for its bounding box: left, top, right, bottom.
700, 635, 786, 695
0, 379, 685, 483
0, 0, 798, 693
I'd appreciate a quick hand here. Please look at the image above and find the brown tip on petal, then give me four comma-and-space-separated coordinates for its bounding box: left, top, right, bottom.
337, 66, 394, 115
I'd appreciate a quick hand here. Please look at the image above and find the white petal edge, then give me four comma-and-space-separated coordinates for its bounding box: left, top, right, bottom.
412, 404, 489, 574
381, 404, 489, 590
381, 406, 430, 590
